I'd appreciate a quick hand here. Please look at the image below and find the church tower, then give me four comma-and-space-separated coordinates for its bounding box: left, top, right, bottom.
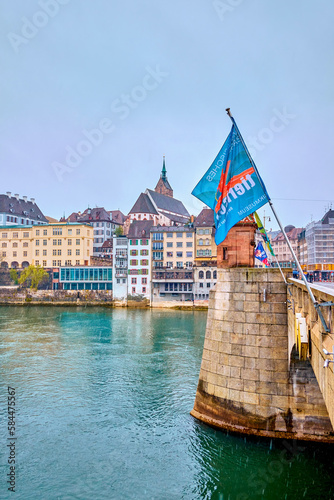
154, 156, 173, 197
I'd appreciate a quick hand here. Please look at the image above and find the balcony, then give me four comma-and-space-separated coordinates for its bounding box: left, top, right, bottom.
152, 269, 193, 282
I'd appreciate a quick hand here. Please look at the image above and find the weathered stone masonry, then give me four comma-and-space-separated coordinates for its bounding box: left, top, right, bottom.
191, 268, 334, 442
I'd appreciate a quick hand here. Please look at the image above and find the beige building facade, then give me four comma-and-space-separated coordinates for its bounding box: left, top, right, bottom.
0, 223, 93, 269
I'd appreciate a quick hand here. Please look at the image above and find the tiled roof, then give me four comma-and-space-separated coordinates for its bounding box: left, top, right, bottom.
79, 207, 111, 222
0, 194, 47, 222
322, 209, 334, 224
108, 210, 126, 224
101, 239, 113, 248
127, 220, 154, 238
272, 227, 303, 242
194, 208, 214, 227
158, 211, 189, 224
129, 193, 158, 215
146, 189, 189, 217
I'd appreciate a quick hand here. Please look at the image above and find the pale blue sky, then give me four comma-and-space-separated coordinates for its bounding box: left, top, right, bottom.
1, 0, 334, 230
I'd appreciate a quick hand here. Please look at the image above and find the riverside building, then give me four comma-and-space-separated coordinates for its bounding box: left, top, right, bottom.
0, 222, 93, 269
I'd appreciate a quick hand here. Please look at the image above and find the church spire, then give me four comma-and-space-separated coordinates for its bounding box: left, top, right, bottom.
161, 155, 167, 180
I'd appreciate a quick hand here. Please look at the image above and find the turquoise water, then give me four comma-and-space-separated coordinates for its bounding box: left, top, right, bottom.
0, 307, 333, 500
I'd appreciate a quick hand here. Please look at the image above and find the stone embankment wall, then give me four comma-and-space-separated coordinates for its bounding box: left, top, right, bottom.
288, 279, 334, 428
0, 288, 114, 306
191, 268, 334, 442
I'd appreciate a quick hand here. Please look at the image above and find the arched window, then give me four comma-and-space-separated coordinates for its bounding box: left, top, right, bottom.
199, 270, 204, 279
199, 239, 203, 246
205, 239, 210, 245
206, 271, 211, 279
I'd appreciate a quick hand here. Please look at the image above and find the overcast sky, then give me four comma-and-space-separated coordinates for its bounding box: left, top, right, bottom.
1, 0, 334, 231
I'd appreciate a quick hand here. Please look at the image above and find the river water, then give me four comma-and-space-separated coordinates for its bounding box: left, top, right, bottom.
0, 307, 333, 500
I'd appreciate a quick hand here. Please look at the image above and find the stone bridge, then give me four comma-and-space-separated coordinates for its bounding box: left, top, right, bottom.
191, 268, 334, 442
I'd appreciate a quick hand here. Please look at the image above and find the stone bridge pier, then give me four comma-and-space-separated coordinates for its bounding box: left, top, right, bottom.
191, 268, 334, 442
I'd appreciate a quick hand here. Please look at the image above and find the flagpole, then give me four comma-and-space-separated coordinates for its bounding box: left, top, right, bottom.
225, 108, 330, 333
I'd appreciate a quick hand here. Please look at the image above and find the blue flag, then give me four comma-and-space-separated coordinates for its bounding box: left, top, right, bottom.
254, 241, 269, 266
192, 123, 270, 245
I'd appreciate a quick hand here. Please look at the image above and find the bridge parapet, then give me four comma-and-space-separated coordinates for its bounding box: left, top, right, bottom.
288, 279, 334, 427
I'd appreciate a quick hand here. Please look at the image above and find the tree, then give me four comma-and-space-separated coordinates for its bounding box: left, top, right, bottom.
9, 268, 19, 284
115, 226, 124, 236
18, 265, 49, 291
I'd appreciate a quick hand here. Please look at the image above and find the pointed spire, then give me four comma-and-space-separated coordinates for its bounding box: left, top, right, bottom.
161, 155, 166, 180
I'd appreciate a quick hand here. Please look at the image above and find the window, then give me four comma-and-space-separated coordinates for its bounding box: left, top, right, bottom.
142, 269, 148, 275
58, 239, 62, 246
43, 239, 47, 246
53, 227, 62, 235
23, 232, 29, 238
207, 283, 211, 288
13, 232, 18, 238
131, 278, 137, 284
141, 260, 148, 266
23, 242, 28, 248
23, 251, 27, 257
167, 242, 173, 248
76, 229, 80, 235
199, 271, 204, 279
199, 239, 203, 246
176, 242, 183, 248
35, 250, 39, 256
2, 243, 7, 248
176, 252, 183, 257
186, 242, 192, 247
167, 233, 173, 238
205, 239, 210, 245
57, 249, 61, 256
43, 260, 47, 266
43, 250, 47, 256
141, 249, 148, 256
53, 249, 57, 256
43, 229, 47, 236
36, 240, 40, 246
166, 262, 173, 268
68, 229, 72, 235
223, 247, 228, 260
206, 271, 211, 279
117, 279, 120, 284
53, 260, 57, 266
132, 287, 136, 294
65, 260, 71, 265
58, 260, 62, 266
152, 233, 163, 241
130, 239, 138, 245
142, 287, 146, 293
68, 249, 72, 256
13, 251, 17, 257
53, 239, 57, 245
197, 229, 203, 235
76, 249, 80, 255
142, 278, 147, 284
130, 250, 138, 256
12, 242, 18, 248
186, 232, 193, 238
199, 282, 203, 288
167, 252, 173, 257
68, 239, 72, 245
75, 260, 80, 265
130, 259, 138, 265
186, 252, 193, 258
35, 260, 39, 265
176, 262, 183, 268
213, 270, 217, 279
36, 230, 40, 236
153, 242, 163, 250
76, 239, 80, 245
141, 239, 149, 245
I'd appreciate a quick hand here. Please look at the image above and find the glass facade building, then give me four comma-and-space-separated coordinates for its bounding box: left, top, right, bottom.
59, 267, 112, 290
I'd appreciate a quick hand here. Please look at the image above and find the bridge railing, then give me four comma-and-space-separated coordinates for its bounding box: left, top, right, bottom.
288, 279, 334, 427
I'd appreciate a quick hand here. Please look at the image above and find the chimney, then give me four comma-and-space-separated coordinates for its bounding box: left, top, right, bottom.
23, 196, 27, 202
14, 194, 19, 200
6, 191, 11, 198
30, 198, 35, 204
